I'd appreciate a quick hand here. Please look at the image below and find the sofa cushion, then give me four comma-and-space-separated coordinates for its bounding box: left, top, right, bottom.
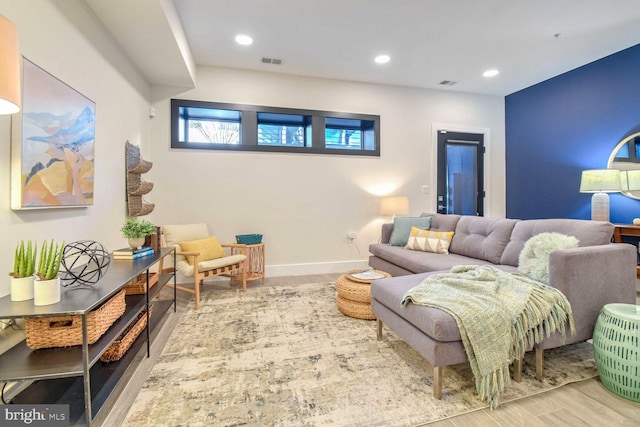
421, 213, 461, 232
518, 232, 579, 283
500, 219, 614, 267
369, 243, 495, 273
380, 223, 394, 244
389, 216, 433, 246
371, 273, 462, 342
449, 216, 518, 264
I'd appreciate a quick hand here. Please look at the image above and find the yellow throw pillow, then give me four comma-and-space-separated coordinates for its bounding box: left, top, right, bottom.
179, 236, 226, 265
405, 227, 455, 254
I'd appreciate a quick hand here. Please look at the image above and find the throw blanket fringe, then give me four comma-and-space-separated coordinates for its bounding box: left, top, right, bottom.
401, 265, 575, 409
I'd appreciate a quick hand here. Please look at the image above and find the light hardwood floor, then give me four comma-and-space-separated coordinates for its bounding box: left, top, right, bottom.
100, 275, 640, 427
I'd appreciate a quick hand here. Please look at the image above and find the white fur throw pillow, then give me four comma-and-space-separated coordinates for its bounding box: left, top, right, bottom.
518, 232, 579, 283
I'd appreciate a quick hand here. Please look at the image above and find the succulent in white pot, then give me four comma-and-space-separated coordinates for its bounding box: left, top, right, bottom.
9, 240, 37, 301
34, 240, 65, 306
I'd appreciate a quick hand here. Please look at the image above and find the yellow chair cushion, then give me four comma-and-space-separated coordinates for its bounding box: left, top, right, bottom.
179, 236, 226, 265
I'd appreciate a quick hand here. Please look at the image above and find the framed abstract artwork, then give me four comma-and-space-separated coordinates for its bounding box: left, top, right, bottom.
11, 57, 95, 209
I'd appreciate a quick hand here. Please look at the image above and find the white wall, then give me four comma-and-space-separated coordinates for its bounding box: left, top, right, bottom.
0, 0, 152, 295
150, 67, 506, 275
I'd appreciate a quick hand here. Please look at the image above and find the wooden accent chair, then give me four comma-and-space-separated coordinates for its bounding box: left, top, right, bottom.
159, 223, 247, 309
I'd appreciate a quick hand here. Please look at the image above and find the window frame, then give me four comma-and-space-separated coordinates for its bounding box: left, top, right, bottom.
171, 99, 380, 156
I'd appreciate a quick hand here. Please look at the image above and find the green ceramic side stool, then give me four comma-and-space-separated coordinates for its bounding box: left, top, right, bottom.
593, 303, 640, 402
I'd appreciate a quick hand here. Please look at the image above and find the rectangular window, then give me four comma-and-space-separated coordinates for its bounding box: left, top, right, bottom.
177, 105, 241, 144
171, 99, 380, 156
257, 113, 310, 147
325, 117, 376, 150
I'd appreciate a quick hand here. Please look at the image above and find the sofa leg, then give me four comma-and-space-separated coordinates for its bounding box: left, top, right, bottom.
376, 319, 383, 341
513, 357, 523, 382
536, 348, 544, 381
433, 366, 442, 399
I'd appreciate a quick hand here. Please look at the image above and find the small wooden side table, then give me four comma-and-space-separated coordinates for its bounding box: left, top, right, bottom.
612, 224, 640, 278
231, 243, 265, 283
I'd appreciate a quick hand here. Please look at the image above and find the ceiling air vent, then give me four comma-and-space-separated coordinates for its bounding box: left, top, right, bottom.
439, 80, 457, 86
261, 57, 283, 65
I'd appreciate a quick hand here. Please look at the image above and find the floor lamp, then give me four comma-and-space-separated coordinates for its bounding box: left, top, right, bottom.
580, 169, 621, 222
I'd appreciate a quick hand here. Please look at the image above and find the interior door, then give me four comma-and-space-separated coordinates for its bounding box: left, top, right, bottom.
436, 130, 485, 216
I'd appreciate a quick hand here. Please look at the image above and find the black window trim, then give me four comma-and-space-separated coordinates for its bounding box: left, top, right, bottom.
171, 99, 380, 156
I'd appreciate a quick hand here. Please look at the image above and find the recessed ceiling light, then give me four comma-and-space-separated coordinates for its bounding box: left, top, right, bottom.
235, 34, 253, 46
483, 69, 499, 77
374, 55, 390, 64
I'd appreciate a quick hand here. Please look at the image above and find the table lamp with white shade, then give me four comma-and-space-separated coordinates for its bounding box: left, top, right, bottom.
379, 196, 409, 221
579, 169, 621, 221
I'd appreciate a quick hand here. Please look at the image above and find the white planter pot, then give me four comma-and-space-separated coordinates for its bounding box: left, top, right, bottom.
128, 237, 146, 250
34, 277, 61, 306
10, 276, 34, 301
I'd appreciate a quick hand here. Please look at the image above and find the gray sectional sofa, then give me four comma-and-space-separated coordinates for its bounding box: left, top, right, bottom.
369, 213, 637, 399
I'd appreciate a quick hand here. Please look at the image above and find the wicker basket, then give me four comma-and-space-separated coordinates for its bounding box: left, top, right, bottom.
127, 195, 155, 217
236, 234, 262, 244
124, 272, 159, 295
100, 305, 152, 363
126, 173, 154, 196
26, 289, 126, 349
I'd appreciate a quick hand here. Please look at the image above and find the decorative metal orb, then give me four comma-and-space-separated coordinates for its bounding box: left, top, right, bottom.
60, 240, 111, 286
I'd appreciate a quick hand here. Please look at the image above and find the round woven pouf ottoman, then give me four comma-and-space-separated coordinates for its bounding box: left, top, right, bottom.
593, 303, 640, 402
335, 270, 390, 320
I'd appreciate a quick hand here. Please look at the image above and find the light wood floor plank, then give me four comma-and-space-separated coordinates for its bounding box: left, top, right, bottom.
531, 385, 638, 427
537, 408, 594, 427
426, 419, 457, 427
483, 400, 550, 427
571, 377, 640, 420
446, 409, 500, 427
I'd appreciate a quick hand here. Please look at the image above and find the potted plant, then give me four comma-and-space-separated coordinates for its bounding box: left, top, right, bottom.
121, 218, 156, 249
34, 240, 65, 306
9, 240, 37, 301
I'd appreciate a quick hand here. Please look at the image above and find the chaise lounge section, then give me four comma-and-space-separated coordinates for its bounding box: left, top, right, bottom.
369, 214, 637, 398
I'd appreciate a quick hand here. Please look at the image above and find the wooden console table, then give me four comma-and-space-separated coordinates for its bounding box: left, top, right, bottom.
612, 224, 640, 278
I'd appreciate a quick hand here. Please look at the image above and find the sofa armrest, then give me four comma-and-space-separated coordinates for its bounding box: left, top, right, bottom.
381, 223, 393, 244
548, 243, 636, 342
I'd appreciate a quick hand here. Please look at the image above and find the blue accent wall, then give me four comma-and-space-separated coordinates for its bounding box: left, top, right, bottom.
505, 44, 640, 223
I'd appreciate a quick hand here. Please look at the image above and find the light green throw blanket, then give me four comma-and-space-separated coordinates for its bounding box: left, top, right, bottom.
401, 265, 575, 409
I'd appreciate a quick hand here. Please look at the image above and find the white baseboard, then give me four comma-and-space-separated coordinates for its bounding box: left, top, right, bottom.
265, 259, 369, 277
171, 260, 370, 284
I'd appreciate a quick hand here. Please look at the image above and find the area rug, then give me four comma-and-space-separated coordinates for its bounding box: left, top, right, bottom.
123, 282, 597, 427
